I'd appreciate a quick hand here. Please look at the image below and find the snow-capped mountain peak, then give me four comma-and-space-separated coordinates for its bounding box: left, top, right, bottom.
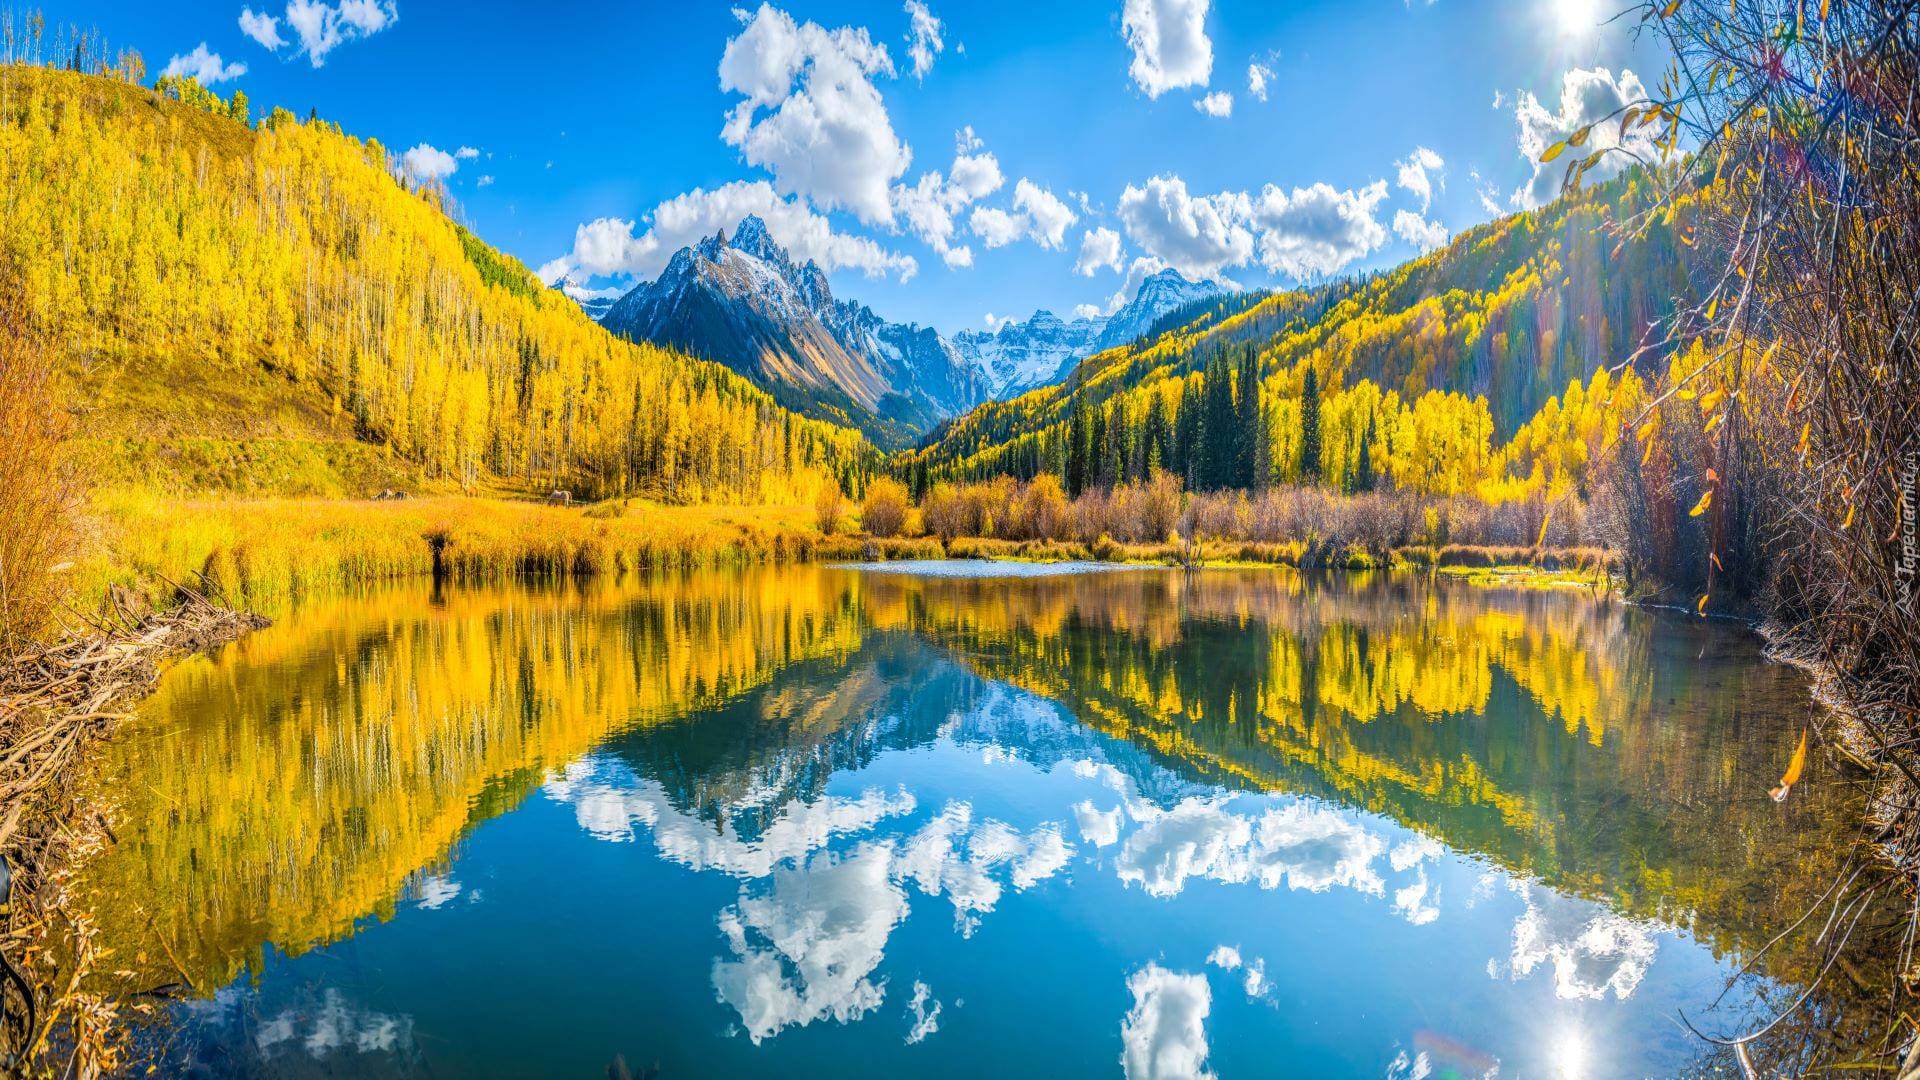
950, 269, 1225, 398
591, 218, 1226, 437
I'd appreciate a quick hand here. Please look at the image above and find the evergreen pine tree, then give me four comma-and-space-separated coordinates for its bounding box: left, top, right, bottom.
1066, 391, 1092, 496
1354, 413, 1377, 493
1300, 365, 1322, 483
1235, 345, 1260, 488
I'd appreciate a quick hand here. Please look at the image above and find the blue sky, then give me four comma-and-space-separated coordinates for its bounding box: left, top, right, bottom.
49, 0, 1665, 334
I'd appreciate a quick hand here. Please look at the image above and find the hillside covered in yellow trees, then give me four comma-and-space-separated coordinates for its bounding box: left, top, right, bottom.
902, 166, 1704, 513
1, 63, 877, 507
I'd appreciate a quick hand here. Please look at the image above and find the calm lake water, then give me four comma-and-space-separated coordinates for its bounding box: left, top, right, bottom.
73, 565, 1875, 1078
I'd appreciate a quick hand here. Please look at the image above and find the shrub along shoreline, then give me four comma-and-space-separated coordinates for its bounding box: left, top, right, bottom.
71, 486, 1619, 619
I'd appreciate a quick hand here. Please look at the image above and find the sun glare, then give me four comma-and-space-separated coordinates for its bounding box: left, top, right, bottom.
1554, 0, 1600, 36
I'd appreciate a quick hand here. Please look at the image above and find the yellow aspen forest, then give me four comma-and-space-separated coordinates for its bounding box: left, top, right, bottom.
0, 64, 875, 505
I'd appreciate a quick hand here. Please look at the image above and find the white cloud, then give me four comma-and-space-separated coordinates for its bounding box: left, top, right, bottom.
890, 128, 1004, 269
559, 278, 623, 302
400, 143, 457, 182
1240, 958, 1269, 997
1395, 145, 1444, 211
1120, 964, 1214, 1080
713, 843, 905, 1044
1473, 170, 1504, 215
1491, 88, 1506, 110
282, 0, 398, 67
905, 980, 942, 1044
454, 145, 479, 160
903, 1, 944, 79
1511, 67, 1653, 209
720, 4, 911, 225
476, 175, 495, 188
1250, 180, 1390, 278
1072, 302, 1104, 320
237, 7, 285, 49
1393, 209, 1448, 253
1115, 175, 1253, 281
160, 43, 247, 84
1505, 883, 1659, 1001
255, 989, 413, 1058
1075, 227, 1125, 277
1193, 91, 1232, 118
950, 129, 1004, 200
969, 179, 1077, 251
1246, 61, 1272, 102
1112, 797, 1390, 899
1122, 0, 1212, 98
538, 180, 918, 286
411, 872, 461, 910
1204, 945, 1241, 971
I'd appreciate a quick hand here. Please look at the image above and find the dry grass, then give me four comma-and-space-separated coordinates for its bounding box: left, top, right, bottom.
73, 493, 846, 613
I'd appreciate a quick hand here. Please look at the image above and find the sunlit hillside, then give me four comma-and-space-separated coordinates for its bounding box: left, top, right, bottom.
907, 167, 1703, 499
0, 65, 878, 503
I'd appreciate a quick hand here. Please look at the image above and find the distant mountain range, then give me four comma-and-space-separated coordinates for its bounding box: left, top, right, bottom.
585, 216, 1222, 447
952, 268, 1224, 398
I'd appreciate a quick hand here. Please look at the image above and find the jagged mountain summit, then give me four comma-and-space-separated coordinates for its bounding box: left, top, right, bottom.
951, 268, 1225, 397
599, 216, 986, 448
597, 216, 1224, 445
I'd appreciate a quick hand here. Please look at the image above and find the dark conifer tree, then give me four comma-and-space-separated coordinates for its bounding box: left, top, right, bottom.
1066, 391, 1093, 496
1353, 413, 1377, 493
1235, 345, 1260, 489
1300, 365, 1322, 483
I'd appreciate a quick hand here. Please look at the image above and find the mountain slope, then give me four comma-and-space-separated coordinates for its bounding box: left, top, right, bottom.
0, 65, 875, 502
599, 221, 1227, 447
909, 166, 1699, 485
600, 217, 987, 448
953, 268, 1225, 398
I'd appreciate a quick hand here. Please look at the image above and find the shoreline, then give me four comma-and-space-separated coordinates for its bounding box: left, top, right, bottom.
17, 514, 1877, 1075
74, 492, 1622, 617
0, 587, 268, 1075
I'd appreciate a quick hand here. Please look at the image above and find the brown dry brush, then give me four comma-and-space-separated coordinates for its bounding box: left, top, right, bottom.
1567, 0, 1920, 1068
0, 586, 267, 1077
0, 291, 76, 654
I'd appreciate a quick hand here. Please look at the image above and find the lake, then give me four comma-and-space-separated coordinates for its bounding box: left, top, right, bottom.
72, 565, 1879, 1078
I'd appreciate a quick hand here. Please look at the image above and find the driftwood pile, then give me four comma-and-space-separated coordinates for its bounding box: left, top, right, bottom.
0, 585, 267, 1076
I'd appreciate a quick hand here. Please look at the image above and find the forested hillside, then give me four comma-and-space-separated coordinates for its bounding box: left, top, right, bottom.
0, 64, 877, 502
906, 168, 1704, 505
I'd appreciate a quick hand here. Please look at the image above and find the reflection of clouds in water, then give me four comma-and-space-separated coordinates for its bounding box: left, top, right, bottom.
1115, 798, 1390, 899
1204, 945, 1268, 998
411, 871, 461, 910
1390, 835, 1443, 873
1075, 800, 1125, 847
1505, 882, 1659, 1000
1394, 869, 1441, 927
254, 988, 414, 1059
1121, 963, 1215, 1080
549, 754, 1078, 1042
1386, 1049, 1435, 1080
905, 980, 942, 1044
701, 798, 1073, 1040
544, 758, 916, 877
1080, 758, 1446, 918
713, 843, 905, 1044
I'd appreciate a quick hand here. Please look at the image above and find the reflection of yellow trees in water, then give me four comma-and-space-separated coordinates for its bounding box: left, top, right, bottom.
886, 569, 1873, 969
76, 566, 1883, 1012
79, 569, 865, 992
